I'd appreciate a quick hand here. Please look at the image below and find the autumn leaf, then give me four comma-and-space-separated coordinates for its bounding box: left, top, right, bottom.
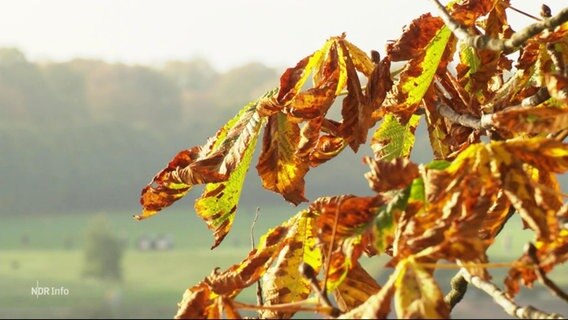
371, 113, 420, 160
204, 223, 290, 298
490, 105, 568, 135
175, 282, 219, 319
261, 210, 321, 319
394, 257, 450, 319
338, 41, 371, 152
384, 13, 453, 123
257, 112, 309, 205
277, 41, 331, 104
364, 156, 419, 193
311, 195, 385, 290
137, 99, 266, 221
505, 230, 568, 297
545, 73, 568, 102
338, 259, 402, 319
195, 116, 262, 248
333, 262, 381, 312
308, 134, 346, 167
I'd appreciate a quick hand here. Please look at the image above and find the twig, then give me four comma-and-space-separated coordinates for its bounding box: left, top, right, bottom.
444, 272, 468, 310
429, 0, 568, 52
461, 268, 565, 319
299, 263, 340, 317
250, 207, 263, 308
437, 102, 492, 130
526, 243, 568, 303
509, 5, 542, 22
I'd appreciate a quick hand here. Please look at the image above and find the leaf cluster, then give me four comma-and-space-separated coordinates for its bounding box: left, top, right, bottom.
137, 1, 568, 318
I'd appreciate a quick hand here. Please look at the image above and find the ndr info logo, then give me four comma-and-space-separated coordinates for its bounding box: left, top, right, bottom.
31, 281, 70, 298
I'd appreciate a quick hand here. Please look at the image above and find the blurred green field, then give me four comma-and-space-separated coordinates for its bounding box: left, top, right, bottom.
1, 209, 567, 319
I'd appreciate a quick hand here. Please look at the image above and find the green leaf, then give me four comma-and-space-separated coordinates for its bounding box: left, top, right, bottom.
371, 114, 421, 160
195, 125, 261, 249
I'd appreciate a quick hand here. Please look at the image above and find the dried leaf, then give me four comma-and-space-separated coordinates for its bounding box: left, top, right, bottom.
137, 99, 265, 223
175, 282, 219, 319
490, 106, 568, 135
309, 134, 346, 167
333, 262, 381, 312
261, 210, 321, 319
385, 17, 452, 123
206, 224, 290, 297
338, 261, 401, 319
257, 112, 309, 205
394, 257, 450, 319
312, 195, 385, 290
364, 157, 419, 193
338, 41, 372, 152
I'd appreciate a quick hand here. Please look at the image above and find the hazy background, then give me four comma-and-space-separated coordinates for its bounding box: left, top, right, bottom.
1, 1, 567, 318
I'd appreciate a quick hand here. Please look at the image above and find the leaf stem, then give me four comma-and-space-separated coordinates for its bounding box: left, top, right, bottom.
250, 207, 264, 308
508, 5, 542, 22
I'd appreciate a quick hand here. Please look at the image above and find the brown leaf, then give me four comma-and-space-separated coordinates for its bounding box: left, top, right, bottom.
338, 262, 399, 319
490, 106, 568, 135
505, 231, 568, 297
387, 13, 445, 62
366, 55, 393, 121
205, 224, 289, 296
137, 102, 263, 222
261, 210, 320, 319
338, 41, 371, 152
333, 262, 381, 312
308, 134, 346, 167
257, 112, 309, 205
311, 195, 385, 290
394, 257, 450, 319
364, 157, 419, 193
175, 282, 219, 319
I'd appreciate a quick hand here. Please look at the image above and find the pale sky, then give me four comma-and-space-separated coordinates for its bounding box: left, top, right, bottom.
0, 0, 565, 71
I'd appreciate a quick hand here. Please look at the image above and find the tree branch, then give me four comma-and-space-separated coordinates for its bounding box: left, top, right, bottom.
437, 102, 492, 130
461, 269, 565, 319
444, 272, 468, 310
429, 0, 568, 52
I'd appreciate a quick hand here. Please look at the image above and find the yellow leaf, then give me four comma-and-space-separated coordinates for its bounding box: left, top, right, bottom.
394, 257, 449, 319
261, 210, 321, 319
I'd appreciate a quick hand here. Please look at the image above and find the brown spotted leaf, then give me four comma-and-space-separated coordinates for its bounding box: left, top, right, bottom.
311, 195, 385, 290
333, 262, 381, 312
394, 257, 450, 319
505, 230, 568, 297
490, 106, 568, 135
338, 41, 372, 152
137, 99, 265, 223
261, 210, 321, 319
384, 13, 453, 123
205, 224, 290, 297
338, 260, 401, 319
257, 112, 309, 205
309, 134, 347, 167
175, 281, 219, 319
364, 157, 419, 193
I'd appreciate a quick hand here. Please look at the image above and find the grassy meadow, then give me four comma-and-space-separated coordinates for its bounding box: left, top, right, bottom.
1, 207, 567, 319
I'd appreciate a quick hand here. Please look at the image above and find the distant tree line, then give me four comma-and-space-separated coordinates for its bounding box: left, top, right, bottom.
0, 48, 377, 215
